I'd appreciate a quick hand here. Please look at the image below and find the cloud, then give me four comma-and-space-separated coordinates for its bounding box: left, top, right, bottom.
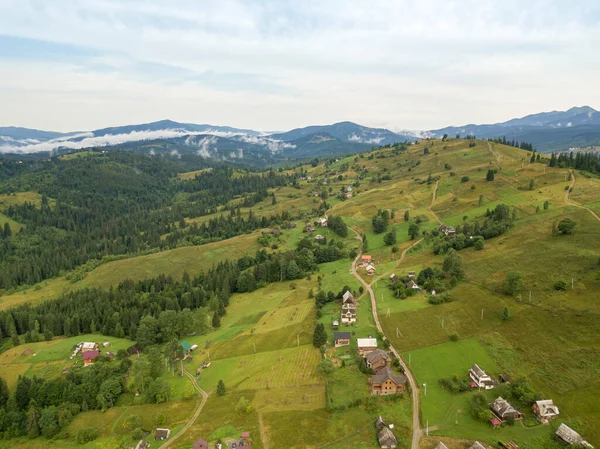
235, 135, 296, 153
186, 135, 217, 158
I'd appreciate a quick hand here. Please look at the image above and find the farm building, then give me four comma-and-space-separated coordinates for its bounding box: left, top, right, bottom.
490, 397, 522, 421
288, 222, 297, 229
333, 332, 351, 347
361, 255, 372, 263
405, 280, 420, 290
135, 441, 150, 449
533, 399, 559, 423
83, 350, 100, 366
555, 423, 594, 447
374, 415, 386, 430
407, 271, 416, 278
81, 342, 98, 352
357, 338, 378, 355
365, 349, 391, 370
318, 217, 328, 227
489, 417, 502, 429
438, 224, 456, 236
498, 442, 521, 449
377, 426, 397, 448
434, 442, 450, 449
332, 320, 339, 329
366, 264, 376, 275
469, 364, 497, 389
315, 234, 325, 242
304, 223, 315, 233
193, 439, 208, 449
369, 366, 407, 395
469, 443, 486, 449
390, 274, 398, 282
154, 428, 171, 441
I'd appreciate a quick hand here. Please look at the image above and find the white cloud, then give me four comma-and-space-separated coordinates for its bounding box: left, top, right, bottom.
0, 1, 599, 131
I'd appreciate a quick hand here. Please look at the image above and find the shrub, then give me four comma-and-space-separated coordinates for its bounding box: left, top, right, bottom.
554, 280, 568, 291
449, 333, 459, 342
461, 176, 470, 183
76, 427, 98, 444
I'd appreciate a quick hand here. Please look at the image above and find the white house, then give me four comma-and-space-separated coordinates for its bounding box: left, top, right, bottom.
81, 342, 98, 353
357, 338, 378, 355
469, 364, 497, 389
318, 217, 328, 227
533, 399, 560, 423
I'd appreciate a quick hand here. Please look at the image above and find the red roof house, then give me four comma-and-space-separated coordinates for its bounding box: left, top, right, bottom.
241, 431, 250, 439
83, 350, 100, 366
361, 255, 372, 262
489, 417, 502, 429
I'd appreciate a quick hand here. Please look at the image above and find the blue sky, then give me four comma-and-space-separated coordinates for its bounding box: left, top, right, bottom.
0, 0, 599, 132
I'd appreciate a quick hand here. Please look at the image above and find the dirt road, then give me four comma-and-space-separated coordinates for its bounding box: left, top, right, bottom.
565, 169, 600, 223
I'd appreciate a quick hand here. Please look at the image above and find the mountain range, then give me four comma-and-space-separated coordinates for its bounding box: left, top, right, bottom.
1, 106, 599, 165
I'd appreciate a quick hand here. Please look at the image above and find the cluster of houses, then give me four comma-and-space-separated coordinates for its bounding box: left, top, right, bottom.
333, 332, 407, 398
133, 430, 252, 449
72, 341, 111, 366
343, 186, 353, 199
304, 217, 328, 234
390, 271, 424, 292
360, 255, 376, 276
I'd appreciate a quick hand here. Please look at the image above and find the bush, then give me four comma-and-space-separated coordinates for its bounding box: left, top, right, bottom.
461, 176, 470, 183
553, 280, 568, 291
76, 427, 98, 444
449, 333, 459, 342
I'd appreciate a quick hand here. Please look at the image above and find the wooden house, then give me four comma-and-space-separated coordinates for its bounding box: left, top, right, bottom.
365, 349, 391, 371
389, 274, 398, 283
318, 217, 328, 227
135, 441, 150, 449
533, 399, 559, 423
490, 397, 522, 421
498, 441, 521, 449
83, 350, 100, 366
341, 291, 357, 324
332, 320, 339, 329
366, 264, 376, 275
489, 417, 502, 429
154, 428, 171, 441
81, 342, 98, 353
357, 338, 378, 355
314, 234, 325, 242
405, 280, 420, 290
377, 426, 397, 448
374, 415, 386, 431
369, 366, 407, 395
469, 364, 497, 389
434, 442, 450, 449
469, 442, 486, 449
438, 224, 456, 236
304, 223, 316, 233
407, 271, 416, 278
193, 439, 208, 449
333, 332, 351, 347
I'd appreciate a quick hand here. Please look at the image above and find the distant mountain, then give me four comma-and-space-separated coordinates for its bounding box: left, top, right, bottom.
270, 121, 413, 146
91, 119, 261, 137
0, 126, 73, 143
429, 106, 600, 152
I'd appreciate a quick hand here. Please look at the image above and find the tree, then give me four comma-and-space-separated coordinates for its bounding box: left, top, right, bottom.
502, 307, 510, 321
286, 260, 303, 280
26, 403, 41, 438
442, 249, 464, 279
317, 359, 335, 376
404, 210, 410, 222
372, 216, 387, 234
0, 377, 9, 408
473, 238, 484, 250
212, 311, 221, 328
478, 194, 483, 206
362, 233, 368, 251
217, 380, 226, 396
408, 223, 420, 240
383, 229, 397, 246
3, 222, 11, 238
543, 200, 549, 210
272, 194, 277, 205
486, 169, 495, 181
557, 218, 576, 235
312, 323, 327, 348
39, 406, 60, 438
529, 179, 535, 190
503, 271, 523, 296
461, 176, 470, 183
136, 315, 158, 348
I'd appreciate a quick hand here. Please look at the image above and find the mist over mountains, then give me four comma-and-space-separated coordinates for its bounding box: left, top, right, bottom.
1, 106, 599, 163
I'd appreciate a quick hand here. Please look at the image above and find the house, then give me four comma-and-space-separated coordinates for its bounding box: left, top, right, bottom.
389, 274, 398, 283
365, 349, 391, 370
340, 308, 357, 324
469, 443, 486, 449
407, 271, 416, 278
315, 234, 325, 242
193, 439, 208, 449
135, 441, 150, 449
345, 192, 353, 199
102, 341, 111, 347
498, 441, 521, 449
262, 228, 281, 236
366, 264, 376, 275
434, 443, 450, 449
489, 417, 502, 429
83, 350, 100, 366
304, 223, 315, 233
345, 186, 353, 193
377, 426, 397, 448
533, 399, 559, 423
361, 255, 372, 263
405, 280, 420, 290
332, 320, 339, 329
318, 217, 328, 227
555, 423, 594, 447
374, 415, 386, 431
81, 342, 98, 352
357, 338, 378, 355
370, 366, 407, 395
343, 291, 355, 304
288, 222, 297, 229
154, 428, 171, 441
438, 224, 457, 236
334, 332, 351, 347
469, 364, 497, 389
490, 397, 522, 421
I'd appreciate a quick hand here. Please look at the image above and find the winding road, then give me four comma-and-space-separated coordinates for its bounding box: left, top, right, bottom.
429, 180, 442, 225
349, 228, 423, 449
565, 169, 600, 223
159, 369, 209, 449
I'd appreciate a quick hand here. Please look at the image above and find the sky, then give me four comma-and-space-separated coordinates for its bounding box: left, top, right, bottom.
0, 0, 599, 133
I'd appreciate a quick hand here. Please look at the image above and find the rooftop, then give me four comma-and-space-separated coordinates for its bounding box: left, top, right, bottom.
357, 338, 377, 347
333, 332, 351, 340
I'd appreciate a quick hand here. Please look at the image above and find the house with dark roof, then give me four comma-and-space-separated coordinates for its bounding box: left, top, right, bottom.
377, 426, 397, 448
389, 274, 398, 283
370, 367, 407, 395
341, 291, 357, 324
405, 280, 420, 290
365, 349, 391, 371
490, 397, 522, 421
438, 224, 456, 236
555, 423, 594, 447
333, 332, 351, 347
374, 415, 386, 431
532, 399, 559, 423
135, 440, 150, 449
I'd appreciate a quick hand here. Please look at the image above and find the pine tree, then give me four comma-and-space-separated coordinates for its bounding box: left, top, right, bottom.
486, 169, 495, 182
217, 380, 226, 396
404, 210, 410, 222
529, 179, 535, 190
502, 307, 510, 321
312, 323, 327, 348
3, 222, 11, 238
26, 403, 40, 438
212, 311, 221, 328
478, 194, 484, 206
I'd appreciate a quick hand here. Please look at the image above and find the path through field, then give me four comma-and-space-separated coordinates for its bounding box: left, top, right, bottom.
159, 369, 209, 449
565, 169, 600, 223
258, 412, 269, 449
429, 180, 442, 225
349, 228, 422, 449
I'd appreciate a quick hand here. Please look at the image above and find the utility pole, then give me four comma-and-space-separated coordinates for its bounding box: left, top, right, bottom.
297, 334, 299, 347
253, 342, 256, 353
529, 290, 532, 303
423, 382, 427, 396
426, 420, 429, 436
481, 308, 484, 320
441, 318, 444, 328
409, 353, 411, 365
572, 278, 574, 289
